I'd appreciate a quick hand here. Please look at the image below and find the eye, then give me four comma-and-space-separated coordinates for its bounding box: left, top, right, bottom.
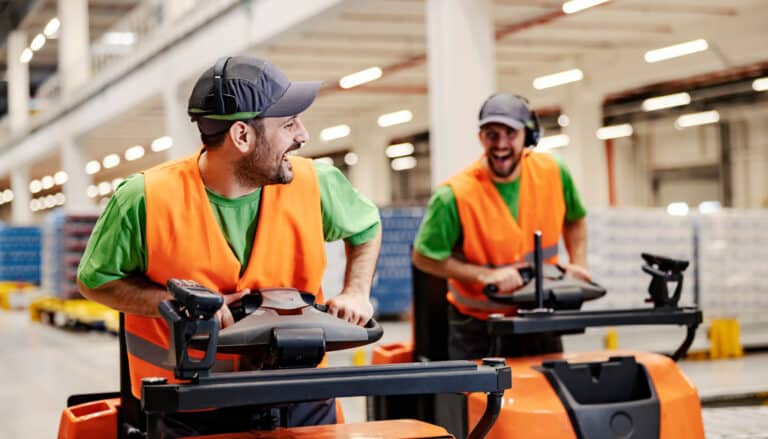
284, 121, 295, 130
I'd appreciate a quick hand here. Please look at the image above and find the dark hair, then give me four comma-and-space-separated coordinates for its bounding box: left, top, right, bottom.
200, 118, 264, 149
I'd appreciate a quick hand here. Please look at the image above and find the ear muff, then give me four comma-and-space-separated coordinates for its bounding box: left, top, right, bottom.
514, 94, 541, 148
210, 56, 238, 115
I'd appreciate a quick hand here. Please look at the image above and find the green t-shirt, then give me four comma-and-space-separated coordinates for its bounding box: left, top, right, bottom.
414, 154, 586, 261
78, 162, 380, 289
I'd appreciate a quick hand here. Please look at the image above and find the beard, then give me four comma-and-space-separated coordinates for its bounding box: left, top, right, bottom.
487, 152, 521, 179
233, 139, 298, 187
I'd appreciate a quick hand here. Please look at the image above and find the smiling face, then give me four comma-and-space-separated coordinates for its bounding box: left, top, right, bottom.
479, 122, 526, 181
234, 115, 309, 187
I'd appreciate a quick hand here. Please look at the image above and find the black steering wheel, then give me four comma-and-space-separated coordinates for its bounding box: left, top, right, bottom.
483, 264, 606, 310
190, 288, 383, 358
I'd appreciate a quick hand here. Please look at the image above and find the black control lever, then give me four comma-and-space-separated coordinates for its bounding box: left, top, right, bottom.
641, 253, 689, 308
167, 279, 224, 319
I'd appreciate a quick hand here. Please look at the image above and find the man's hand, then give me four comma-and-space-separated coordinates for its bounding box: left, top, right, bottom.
564, 264, 591, 282
327, 291, 374, 327
215, 288, 251, 329
478, 266, 525, 294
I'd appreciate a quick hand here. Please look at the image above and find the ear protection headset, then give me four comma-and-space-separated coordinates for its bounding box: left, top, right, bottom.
479, 94, 542, 147
210, 56, 238, 115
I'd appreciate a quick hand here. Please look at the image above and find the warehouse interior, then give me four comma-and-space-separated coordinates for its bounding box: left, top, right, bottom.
1, 0, 767, 438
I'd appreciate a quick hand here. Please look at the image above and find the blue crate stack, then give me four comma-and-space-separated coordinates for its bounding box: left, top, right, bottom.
371, 207, 425, 317
0, 224, 42, 284
61, 215, 99, 299
42, 211, 67, 297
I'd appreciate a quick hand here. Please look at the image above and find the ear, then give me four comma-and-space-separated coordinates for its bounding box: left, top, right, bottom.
227, 121, 251, 154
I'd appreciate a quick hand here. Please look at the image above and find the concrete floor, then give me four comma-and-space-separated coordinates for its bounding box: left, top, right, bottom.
2, 310, 768, 438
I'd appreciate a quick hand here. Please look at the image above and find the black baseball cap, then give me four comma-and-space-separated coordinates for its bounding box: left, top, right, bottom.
478, 93, 533, 131
188, 56, 321, 135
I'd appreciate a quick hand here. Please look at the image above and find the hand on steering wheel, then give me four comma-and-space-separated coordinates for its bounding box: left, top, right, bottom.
478, 265, 525, 294
326, 291, 374, 327
215, 288, 251, 329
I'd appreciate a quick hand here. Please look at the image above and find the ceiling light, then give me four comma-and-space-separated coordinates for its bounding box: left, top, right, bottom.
753, 77, 768, 92
385, 142, 415, 158
2, 189, 12, 203
344, 152, 359, 166
29, 199, 41, 211
320, 125, 351, 142
103, 154, 121, 169
390, 156, 417, 171
644, 39, 708, 63
533, 69, 583, 90
54, 193, 66, 206
562, 0, 610, 14
378, 110, 413, 127
20, 48, 33, 63
313, 157, 334, 166
641, 92, 690, 112
98, 182, 112, 196
44, 18, 60, 38
666, 202, 689, 216
85, 160, 101, 175
151, 136, 173, 152
41, 176, 54, 189
557, 114, 570, 127
86, 185, 99, 198
125, 145, 145, 161
29, 180, 42, 193
536, 134, 570, 151
674, 110, 719, 129
53, 171, 68, 185
339, 67, 383, 89
596, 123, 633, 140
112, 178, 124, 191
103, 32, 136, 46
698, 201, 721, 215
30, 34, 46, 51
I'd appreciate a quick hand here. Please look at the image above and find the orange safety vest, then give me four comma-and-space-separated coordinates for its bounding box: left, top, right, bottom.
444, 150, 565, 320
125, 150, 326, 398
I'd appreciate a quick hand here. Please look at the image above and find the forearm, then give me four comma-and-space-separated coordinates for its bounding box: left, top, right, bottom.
342, 230, 382, 298
563, 218, 588, 267
77, 275, 170, 317
412, 250, 490, 285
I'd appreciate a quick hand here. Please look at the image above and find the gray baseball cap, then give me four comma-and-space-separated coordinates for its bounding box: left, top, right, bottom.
188, 56, 321, 134
478, 93, 533, 131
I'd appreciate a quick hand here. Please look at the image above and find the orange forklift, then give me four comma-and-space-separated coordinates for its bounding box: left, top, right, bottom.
370, 232, 705, 439
57, 279, 511, 438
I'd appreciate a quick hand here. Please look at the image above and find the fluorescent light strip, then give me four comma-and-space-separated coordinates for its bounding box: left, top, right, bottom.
85, 160, 101, 175
390, 156, 417, 171
596, 123, 633, 140
41, 176, 54, 189
53, 171, 68, 185
44, 18, 60, 38
20, 48, 33, 63
533, 69, 583, 90
385, 142, 414, 158
666, 202, 689, 216
103, 154, 121, 169
339, 67, 383, 89
641, 92, 690, 112
378, 110, 413, 127
29, 180, 42, 193
125, 145, 145, 161
753, 77, 768, 92
536, 134, 570, 151
644, 39, 708, 63
674, 110, 719, 129
30, 34, 46, 51
562, 0, 610, 14
151, 136, 173, 152
320, 124, 351, 142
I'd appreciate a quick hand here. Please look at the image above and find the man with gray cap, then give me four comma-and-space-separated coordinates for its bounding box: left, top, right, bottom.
412, 93, 588, 360
77, 56, 381, 432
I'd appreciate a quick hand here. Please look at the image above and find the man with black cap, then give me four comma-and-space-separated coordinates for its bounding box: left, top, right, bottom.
412, 93, 589, 360
77, 56, 381, 433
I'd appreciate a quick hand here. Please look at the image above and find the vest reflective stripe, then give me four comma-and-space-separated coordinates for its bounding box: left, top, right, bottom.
125, 150, 326, 398
445, 151, 566, 320
447, 283, 517, 312
124, 331, 235, 373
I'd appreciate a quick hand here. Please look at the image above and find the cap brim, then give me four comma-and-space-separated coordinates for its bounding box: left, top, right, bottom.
479, 116, 524, 131
261, 81, 322, 117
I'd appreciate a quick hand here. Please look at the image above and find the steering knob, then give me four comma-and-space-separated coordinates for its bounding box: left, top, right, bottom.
484, 284, 499, 295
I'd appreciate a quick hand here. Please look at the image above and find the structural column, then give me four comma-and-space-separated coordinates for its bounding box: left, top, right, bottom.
10, 167, 32, 224
58, 0, 91, 98
7, 30, 30, 135
164, 84, 201, 160
348, 117, 392, 206
560, 86, 609, 208
426, 0, 496, 187
61, 137, 94, 213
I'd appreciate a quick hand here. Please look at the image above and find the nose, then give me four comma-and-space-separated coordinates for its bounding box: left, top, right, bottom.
294, 117, 310, 144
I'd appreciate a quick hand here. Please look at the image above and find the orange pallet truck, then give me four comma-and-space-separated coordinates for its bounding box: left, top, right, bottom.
58, 279, 511, 439
371, 233, 705, 439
